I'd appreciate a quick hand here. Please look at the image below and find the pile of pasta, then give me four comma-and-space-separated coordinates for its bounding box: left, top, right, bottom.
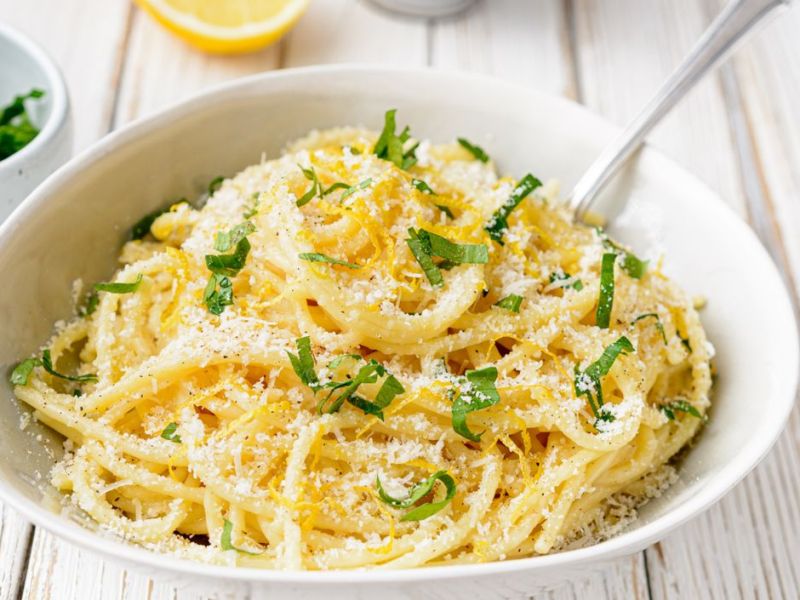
12, 119, 712, 569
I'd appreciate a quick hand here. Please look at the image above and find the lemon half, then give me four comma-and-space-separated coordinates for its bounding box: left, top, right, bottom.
136, 0, 310, 54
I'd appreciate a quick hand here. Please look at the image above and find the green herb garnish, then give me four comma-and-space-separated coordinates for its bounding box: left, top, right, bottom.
548, 271, 584, 291
495, 294, 523, 313
451, 366, 501, 442
221, 519, 261, 554
160, 422, 181, 443
485, 174, 542, 244
80, 291, 100, 316
94, 274, 143, 294
632, 313, 668, 345
298, 252, 361, 270
206, 238, 251, 277
376, 470, 456, 521
203, 273, 233, 315
0, 89, 44, 160
208, 176, 225, 195
435, 205, 454, 218
340, 178, 373, 199
243, 193, 260, 218
660, 399, 704, 421
214, 221, 256, 252
406, 228, 488, 288
11, 350, 97, 385
286, 336, 320, 390
287, 339, 404, 420
411, 178, 436, 195
596, 253, 616, 329
130, 199, 189, 240
9, 358, 39, 386
574, 336, 634, 427
457, 137, 489, 163
601, 236, 648, 279
373, 109, 418, 170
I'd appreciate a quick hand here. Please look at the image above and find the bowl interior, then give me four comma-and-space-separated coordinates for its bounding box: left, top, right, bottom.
0, 67, 795, 583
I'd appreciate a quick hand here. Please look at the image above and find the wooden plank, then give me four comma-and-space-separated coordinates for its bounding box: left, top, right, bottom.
573, 1, 800, 599
283, 0, 428, 67
429, 0, 576, 97
113, 6, 281, 128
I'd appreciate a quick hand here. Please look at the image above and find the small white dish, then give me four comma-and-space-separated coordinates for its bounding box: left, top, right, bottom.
0, 66, 795, 599
0, 23, 72, 222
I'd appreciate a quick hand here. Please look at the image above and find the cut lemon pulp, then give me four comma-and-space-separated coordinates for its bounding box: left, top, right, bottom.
136, 0, 310, 54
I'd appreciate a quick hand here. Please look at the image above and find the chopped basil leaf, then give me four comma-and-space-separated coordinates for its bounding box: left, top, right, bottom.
411, 178, 436, 195
208, 176, 225, 195
317, 360, 383, 414
348, 374, 405, 421
451, 366, 501, 442
376, 470, 456, 521
10, 358, 39, 386
660, 399, 704, 421
214, 221, 256, 252
485, 173, 542, 244
327, 353, 363, 369
94, 274, 143, 294
298, 252, 361, 269
323, 182, 350, 196
0, 89, 44, 160
549, 271, 584, 291
457, 137, 489, 163
601, 237, 648, 279
160, 422, 181, 443
287, 336, 320, 390
296, 165, 321, 207
435, 204, 454, 218
406, 228, 488, 288
80, 291, 99, 316
0, 89, 44, 126
678, 333, 692, 353
495, 294, 523, 313
596, 253, 616, 329
130, 199, 189, 240
373, 109, 418, 170
428, 231, 488, 264
243, 193, 260, 218
574, 336, 634, 426
42, 349, 97, 383
406, 228, 444, 288
220, 519, 261, 554
632, 313, 668, 345
72, 389, 83, 397
291, 339, 404, 419
203, 273, 233, 315
340, 178, 373, 199
206, 238, 251, 277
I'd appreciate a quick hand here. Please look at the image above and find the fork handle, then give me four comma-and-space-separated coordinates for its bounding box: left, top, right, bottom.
569, 0, 791, 221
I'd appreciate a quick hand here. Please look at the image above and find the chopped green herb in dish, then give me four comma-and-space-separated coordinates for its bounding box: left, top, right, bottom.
0, 89, 44, 161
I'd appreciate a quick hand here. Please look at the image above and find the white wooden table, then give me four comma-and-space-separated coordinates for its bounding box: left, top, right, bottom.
2, 1, 799, 598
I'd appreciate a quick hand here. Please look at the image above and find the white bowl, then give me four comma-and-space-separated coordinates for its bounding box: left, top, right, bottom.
0, 66, 796, 599
0, 23, 72, 222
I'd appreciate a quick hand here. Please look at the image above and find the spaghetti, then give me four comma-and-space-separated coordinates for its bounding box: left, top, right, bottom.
11, 116, 713, 569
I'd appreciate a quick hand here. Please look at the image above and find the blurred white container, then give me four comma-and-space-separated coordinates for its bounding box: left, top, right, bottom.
0, 23, 72, 222
368, 0, 477, 17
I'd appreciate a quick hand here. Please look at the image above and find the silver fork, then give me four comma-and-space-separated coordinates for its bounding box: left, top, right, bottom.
569, 0, 792, 222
